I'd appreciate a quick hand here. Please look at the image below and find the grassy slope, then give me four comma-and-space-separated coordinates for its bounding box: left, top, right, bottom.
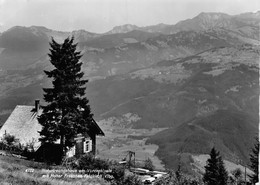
0, 155, 109, 185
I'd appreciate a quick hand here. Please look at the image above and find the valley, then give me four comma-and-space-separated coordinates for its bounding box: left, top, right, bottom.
95, 114, 167, 170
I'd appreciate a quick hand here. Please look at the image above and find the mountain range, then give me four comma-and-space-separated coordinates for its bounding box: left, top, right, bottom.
106, 11, 260, 36
0, 11, 259, 172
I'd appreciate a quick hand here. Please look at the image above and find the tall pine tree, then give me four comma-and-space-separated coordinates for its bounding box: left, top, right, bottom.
203, 147, 228, 185
38, 37, 93, 157
249, 137, 259, 184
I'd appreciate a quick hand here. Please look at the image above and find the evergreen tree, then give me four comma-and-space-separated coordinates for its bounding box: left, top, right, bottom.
203, 147, 228, 185
217, 156, 228, 185
203, 147, 220, 185
38, 37, 93, 157
248, 137, 259, 184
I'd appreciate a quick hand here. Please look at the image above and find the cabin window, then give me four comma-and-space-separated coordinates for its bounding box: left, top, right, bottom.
83, 139, 92, 153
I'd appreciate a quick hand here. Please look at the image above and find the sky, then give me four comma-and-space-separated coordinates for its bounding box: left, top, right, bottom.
0, 0, 259, 33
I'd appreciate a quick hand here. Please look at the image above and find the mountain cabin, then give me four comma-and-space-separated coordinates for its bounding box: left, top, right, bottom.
0, 100, 104, 159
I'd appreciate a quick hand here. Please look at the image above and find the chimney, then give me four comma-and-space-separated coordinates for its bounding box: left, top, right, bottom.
35, 99, 40, 113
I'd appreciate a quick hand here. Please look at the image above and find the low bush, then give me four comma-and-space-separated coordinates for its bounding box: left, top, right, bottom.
77, 155, 143, 185
78, 153, 110, 170
109, 164, 125, 184
0, 134, 24, 156
154, 169, 203, 185
123, 174, 142, 185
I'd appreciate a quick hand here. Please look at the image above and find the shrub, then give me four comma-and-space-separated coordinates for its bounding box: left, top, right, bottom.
123, 174, 142, 185
0, 133, 23, 155
78, 153, 110, 170
110, 164, 125, 184
154, 169, 203, 185
2, 133, 19, 146
77, 154, 143, 185
109, 169, 142, 185
21, 147, 35, 160
230, 168, 243, 184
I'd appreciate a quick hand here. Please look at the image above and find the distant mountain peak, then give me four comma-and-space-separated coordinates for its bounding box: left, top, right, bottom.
187, 12, 233, 30
30, 26, 51, 32
196, 12, 230, 20
71, 29, 95, 35
107, 24, 140, 34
